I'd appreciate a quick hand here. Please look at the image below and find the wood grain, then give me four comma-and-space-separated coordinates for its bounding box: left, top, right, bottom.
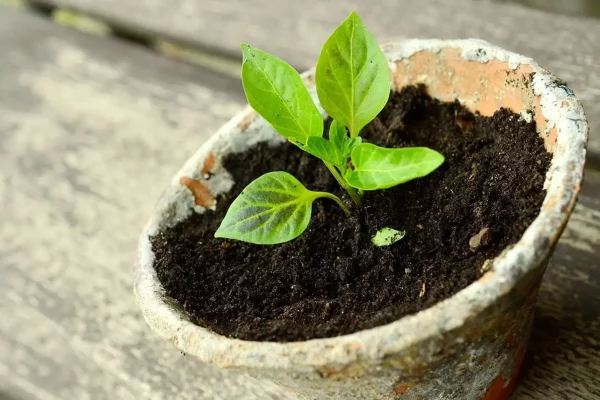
0, 6, 292, 400
28, 0, 600, 162
1, 5, 599, 400
513, 170, 600, 400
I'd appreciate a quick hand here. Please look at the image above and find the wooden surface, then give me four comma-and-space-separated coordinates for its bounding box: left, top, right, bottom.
514, 170, 600, 400
1, 2, 599, 400
28, 0, 600, 162
0, 7, 289, 400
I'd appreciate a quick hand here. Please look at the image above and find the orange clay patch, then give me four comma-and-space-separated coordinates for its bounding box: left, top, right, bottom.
348, 341, 362, 351
201, 153, 216, 177
237, 110, 255, 132
180, 176, 216, 208
483, 347, 526, 400
505, 329, 516, 345
543, 194, 559, 211
483, 375, 511, 400
393, 48, 555, 153
477, 270, 495, 284
394, 383, 409, 395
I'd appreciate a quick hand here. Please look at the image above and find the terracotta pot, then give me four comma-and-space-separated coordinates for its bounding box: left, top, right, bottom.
134, 39, 588, 399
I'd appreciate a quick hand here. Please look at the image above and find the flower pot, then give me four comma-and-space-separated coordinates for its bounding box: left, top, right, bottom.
134, 39, 587, 399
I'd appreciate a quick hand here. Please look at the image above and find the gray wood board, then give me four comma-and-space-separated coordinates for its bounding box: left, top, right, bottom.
513, 168, 600, 400
1, 5, 599, 400
28, 0, 600, 163
0, 6, 291, 400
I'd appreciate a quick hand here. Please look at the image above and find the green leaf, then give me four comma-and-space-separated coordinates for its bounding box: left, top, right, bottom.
215, 172, 347, 244
241, 44, 323, 145
304, 136, 343, 166
328, 119, 347, 151
301, 120, 362, 171
372, 227, 406, 247
329, 120, 362, 159
315, 11, 390, 138
345, 137, 362, 158
345, 143, 444, 190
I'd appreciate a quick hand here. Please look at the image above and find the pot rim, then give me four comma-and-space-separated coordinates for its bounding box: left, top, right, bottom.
134, 39, 588, 370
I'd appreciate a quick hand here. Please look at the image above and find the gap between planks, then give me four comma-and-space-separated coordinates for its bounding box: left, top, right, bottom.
2, 0, 599, 171
1, 0, 243, 77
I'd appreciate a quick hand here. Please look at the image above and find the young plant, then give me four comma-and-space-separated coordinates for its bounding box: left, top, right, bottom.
215, 11, 444, 245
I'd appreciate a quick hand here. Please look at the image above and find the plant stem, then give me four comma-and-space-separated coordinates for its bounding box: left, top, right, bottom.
324, 162, 362, 206
349, 126, 357, 139
317, 192, 351, 215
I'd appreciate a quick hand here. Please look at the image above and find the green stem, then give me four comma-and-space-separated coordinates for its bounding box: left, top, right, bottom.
324, 162, 362, 206
349, 125, 358, 139
316, 192, 351, 215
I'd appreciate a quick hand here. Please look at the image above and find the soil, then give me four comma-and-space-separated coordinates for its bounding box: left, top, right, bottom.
152, 85, 551, 342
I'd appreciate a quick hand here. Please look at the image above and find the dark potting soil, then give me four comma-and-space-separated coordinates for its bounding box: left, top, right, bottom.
152, 85, 551, 342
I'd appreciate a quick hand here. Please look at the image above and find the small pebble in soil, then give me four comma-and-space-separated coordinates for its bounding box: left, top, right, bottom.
480, 259, 494, 274
469, 227, 492, 251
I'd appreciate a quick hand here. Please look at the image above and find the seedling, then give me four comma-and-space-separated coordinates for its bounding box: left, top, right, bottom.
215, 11, 444, 245
372, 227, 406, 247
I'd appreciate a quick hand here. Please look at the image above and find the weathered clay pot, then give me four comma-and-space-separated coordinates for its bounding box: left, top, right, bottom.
134, 39, 588, 399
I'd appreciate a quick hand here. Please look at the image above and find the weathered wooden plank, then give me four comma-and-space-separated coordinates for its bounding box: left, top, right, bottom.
496, 0, 600, 19
513, 169, 600, 400
1, 5, 599, 400
0, 6, 292, 400
28, 0, 600, 162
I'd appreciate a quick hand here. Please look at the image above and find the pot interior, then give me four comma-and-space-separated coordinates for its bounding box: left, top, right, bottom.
392, 48, 557, 153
